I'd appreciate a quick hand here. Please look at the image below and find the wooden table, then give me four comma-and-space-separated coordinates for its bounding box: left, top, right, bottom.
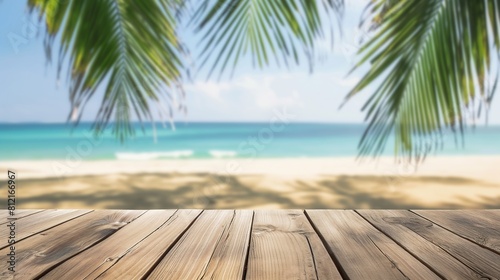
1, 210, 499, 279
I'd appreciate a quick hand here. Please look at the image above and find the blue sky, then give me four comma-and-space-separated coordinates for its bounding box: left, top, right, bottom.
1, 1, 499, 125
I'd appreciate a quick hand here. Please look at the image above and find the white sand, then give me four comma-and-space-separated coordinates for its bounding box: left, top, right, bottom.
1, 156, 499, 209
3, 156, 499, 179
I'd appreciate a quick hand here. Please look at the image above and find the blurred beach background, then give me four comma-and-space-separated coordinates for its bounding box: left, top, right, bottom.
1, 122, 500, 209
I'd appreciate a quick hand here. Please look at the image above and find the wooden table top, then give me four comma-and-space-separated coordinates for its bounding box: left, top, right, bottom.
1, 209, 499, 279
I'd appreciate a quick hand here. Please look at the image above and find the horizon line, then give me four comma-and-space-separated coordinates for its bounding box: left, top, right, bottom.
0, 120, 368, 125
2, 120, 500, 126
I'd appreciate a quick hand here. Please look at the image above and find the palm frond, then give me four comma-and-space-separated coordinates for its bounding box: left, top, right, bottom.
28, 0, 186, 140
191, 0, 343, 79
346, 0, 500, 162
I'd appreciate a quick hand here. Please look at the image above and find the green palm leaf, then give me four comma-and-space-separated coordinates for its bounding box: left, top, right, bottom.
28, 0, 186, 140
191, 0, 343, 79
346, 0, 500, 161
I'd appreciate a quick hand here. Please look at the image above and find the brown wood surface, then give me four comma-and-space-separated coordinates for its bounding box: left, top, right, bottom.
95, 209, 202, 279
196, 210, 253, 280
1, 209, 499, 280
307, 210, 439, 280
413, 210, 500, 254
41, 210, 178, 279
0, 209, 45, 225
387, 210, 500, 278
146, 210, 237, 279
357, 209, 498, 279
246, 210, 342, 280
0, 210, 144, 279
0, 209, 91, 249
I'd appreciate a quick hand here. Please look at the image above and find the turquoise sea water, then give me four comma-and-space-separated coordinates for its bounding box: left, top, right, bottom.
1, 122, 499, 160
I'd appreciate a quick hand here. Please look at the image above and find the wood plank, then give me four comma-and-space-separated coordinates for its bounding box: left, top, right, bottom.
0, 209, 498, 279
0, 210, 19, 221
146, 210, 237, 280
246, 210, 342, 280
0, 210, 145, 279
306, 210, 438, 279
48, 210, 201, 279
0, 210, 10, 220
100, 210, 251, 280
412, 210, 500, 254
192, 210, 253, 280
0, 209, 91, 249
94, 209, 202, 279
0, 209, 45, 225
358, 210, 500, 279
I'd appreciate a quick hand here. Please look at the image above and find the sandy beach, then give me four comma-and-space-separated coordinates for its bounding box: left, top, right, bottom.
2, 156, 499, 209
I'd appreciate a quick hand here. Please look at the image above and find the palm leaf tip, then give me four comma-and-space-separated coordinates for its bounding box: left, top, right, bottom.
28, 0, 187, 139
191, 0, 344, 80
348, 0, 500, 162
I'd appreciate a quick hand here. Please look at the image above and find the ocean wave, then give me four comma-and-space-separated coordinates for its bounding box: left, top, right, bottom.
115, 150, 194, 160
209, 150, 238, 158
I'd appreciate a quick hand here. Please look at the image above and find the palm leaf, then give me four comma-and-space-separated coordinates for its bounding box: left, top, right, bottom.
28, 0, 186, 140
191, 0, 343, 79
346, 0, 500, 162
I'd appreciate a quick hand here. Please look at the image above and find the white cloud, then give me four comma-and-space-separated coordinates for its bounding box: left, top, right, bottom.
185, 80, 232, 101
272, 71, 360, 88
187, 74, 303, 110
236, 76, 302, 109
182, 70, 369, 122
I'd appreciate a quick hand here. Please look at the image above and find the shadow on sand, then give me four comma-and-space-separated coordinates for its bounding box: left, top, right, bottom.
17, 173, 500, 209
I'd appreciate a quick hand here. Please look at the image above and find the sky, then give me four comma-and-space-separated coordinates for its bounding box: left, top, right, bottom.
0, 1, 499, 125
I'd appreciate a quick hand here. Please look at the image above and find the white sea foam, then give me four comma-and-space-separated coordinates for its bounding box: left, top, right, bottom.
115, 150, 194, 160
209, 150, 238, 158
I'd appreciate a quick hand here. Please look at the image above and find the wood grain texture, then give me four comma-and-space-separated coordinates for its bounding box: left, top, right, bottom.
94, 210, 202, 279
396, 210, 500, 278
0, 209, 499, 279
41, 210, 178, 279
93, 210, 202, 279
0, 209, 45, 225
0, 210, 10, 221
196, 210, 253, 280
0, 210, 144, 279
246, 210, 342, 280
358, 210, 498, 279
307, 210, 438, 280
413, 210, 500, 254
0, 209, 91, 249
146, 210, 236, 280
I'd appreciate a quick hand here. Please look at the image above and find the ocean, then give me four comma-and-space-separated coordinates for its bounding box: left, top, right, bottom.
1, 122, 499, 160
